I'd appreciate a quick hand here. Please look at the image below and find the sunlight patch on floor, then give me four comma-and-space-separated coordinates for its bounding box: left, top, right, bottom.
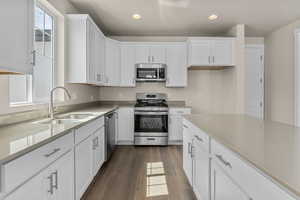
146, 162, 169, 197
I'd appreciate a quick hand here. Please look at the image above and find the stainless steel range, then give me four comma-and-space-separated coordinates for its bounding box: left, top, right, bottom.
134, 93, 169, 146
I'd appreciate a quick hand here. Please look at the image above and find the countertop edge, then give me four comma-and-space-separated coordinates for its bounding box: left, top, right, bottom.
0, 106, 118, 165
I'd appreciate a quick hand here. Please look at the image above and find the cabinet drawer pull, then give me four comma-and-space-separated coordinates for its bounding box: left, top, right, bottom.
188, 142, 192, 154
147, 138, 156, 141
52, 171, 58, 190
44, 148, 61, 158
195, 135, 203, 142
215, 154, 232, 169
47, 174, 54, 194
183, 124, 188, 128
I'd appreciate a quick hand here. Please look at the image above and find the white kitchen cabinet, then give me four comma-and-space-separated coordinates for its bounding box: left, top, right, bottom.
183, 123, 193, 186
117, 107, 134, 145
188, 40, 211, 66
120, 44, 136, 87
212, 40, 234, 66
135, 45, 150, 63
150, 46, 166, 63
135, 45, 166, 64
5, 151, 74, 200
0, 0, 34, 74
46, 151, 74, 200
193, 136, 210, 200
105, 38, 120, 86
95, 30, 106, 85
4, 169, 45, 200
166, 44, 187, 87
75, 135, 93, 200
169, 108, 191, 144
211, 161, 250, 200
67, 14, 106, 85
188, 37, 235, 67
92, 126, 105, 176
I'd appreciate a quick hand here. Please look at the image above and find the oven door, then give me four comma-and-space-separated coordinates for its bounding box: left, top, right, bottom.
134, 111, 168, 136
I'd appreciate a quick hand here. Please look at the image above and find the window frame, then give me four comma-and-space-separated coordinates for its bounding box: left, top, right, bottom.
32, 1, 57, 103
9, 1, 58, 106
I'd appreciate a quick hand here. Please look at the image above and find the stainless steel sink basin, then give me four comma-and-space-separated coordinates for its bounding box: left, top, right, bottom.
34, 118, 80, 125
57, 113, 96, 120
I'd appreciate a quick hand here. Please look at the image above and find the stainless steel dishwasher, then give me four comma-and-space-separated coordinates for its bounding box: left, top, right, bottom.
105, 111, 117, 161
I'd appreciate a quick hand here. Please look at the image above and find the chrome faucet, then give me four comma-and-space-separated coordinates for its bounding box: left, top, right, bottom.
49, 86, 71, 120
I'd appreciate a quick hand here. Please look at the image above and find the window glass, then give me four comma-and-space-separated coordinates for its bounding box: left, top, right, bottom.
9, 3, 55, 105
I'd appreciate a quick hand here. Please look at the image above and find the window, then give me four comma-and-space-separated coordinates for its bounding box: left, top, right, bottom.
9, 2, 55, 105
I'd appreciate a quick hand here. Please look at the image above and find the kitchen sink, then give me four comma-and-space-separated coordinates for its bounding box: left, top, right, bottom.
33, 118, 80, 125
57, 113, 96, 120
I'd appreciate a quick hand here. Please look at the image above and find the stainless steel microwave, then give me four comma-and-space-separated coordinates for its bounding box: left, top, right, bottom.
135, 63, 167, 82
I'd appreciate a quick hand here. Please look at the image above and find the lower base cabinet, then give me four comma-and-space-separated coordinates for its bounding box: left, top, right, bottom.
182, 124, 193, 186
117, 107, 134, 145
75, 125, 105, 200
193, 138, 210, 200
75, 135, 94, 200
211, 162, 250, 200
5, 151, 74, 200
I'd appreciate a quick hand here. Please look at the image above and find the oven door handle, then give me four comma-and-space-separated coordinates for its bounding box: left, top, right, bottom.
134, 111, 168, 115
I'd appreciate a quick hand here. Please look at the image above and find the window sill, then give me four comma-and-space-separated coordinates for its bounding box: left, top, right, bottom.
10, 102, 48, 108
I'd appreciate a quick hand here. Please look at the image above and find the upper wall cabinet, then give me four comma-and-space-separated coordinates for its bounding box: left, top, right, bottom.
188, 37, 235, 68
120, 44, 136, 87
67, 14, 106, 85
105, 38, 120, 86
0, 0, 34, 74
166, 43, 187, 87
135, 45, 166, 64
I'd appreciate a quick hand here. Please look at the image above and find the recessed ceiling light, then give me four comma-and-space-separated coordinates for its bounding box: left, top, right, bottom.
132, 14, 142, 20
208, 14, 218, 20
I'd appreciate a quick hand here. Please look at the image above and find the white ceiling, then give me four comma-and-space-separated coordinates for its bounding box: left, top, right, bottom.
69, 0, 300, 36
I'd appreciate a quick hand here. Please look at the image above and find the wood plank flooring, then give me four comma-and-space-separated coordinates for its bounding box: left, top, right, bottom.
83, 146, 197, 200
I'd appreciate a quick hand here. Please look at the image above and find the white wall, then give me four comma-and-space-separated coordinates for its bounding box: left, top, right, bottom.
0, 0, 99, 115
265, 19, 300, 125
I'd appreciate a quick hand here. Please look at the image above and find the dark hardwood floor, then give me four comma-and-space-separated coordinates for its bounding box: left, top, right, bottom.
83, 146, 197, 200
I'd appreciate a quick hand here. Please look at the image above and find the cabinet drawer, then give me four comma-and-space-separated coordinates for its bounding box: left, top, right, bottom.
183, 119, 209, 152
2, 132, 73, 193
169, 108, 191, 115
75, 117, 104, 145
211, 139, 296, 200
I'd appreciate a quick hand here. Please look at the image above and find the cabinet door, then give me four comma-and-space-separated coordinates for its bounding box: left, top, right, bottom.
166, 45, 187, 87
92, 127, 105, 176
189, 40, 211, 66
169, 115, 183, 142
150, 46, 166, 63
105, 38, 120, 86
183, 125, 193, 186
211, 162, 250, 200
135, 46, 150, 63
120, 45, 136, 87
51, 151, 74, 200
5, 170, 46, 200
87, 20, 97, 84
193, 139, 210, 200
211, 40, 234, 66
117, 107, 134, 144
95, 31, 106, 85
0, 0, 34, 74
75, 136, 93, 200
